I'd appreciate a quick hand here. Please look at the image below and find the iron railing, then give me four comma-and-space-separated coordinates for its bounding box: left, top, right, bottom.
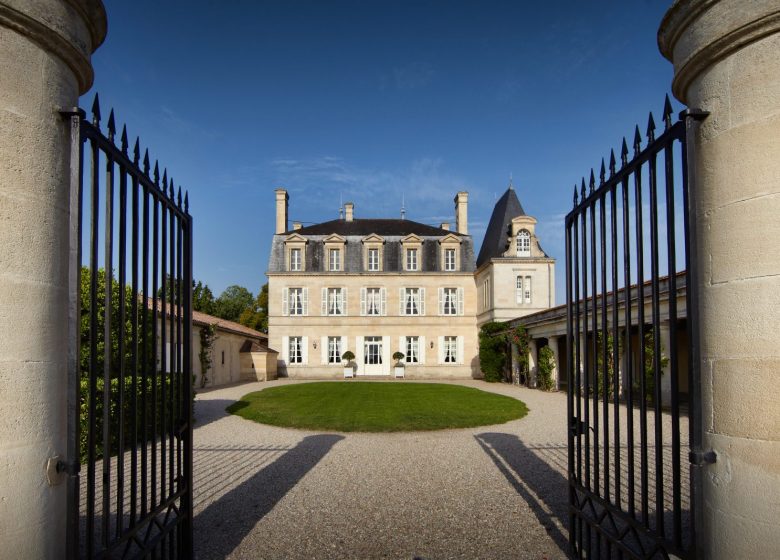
565, 96, 707, 559
63, 94, 194, 559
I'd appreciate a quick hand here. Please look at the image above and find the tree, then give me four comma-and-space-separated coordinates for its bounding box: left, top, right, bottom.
479, 321, 509, 383
236, 283, 268, 332
193, 281, 216, 315
213, 285, 254, 322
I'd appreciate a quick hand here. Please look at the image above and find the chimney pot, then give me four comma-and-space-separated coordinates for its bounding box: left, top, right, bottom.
293, 221, 302, 230
440, 222, 450, 231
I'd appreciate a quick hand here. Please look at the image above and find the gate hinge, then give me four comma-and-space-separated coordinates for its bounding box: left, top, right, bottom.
689, 449, 716, 466
569, 417, 589, 436
57, 459, 80, 476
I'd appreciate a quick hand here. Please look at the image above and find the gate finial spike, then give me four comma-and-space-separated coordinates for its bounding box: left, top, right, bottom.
573, 184, 578, 207
621, 137, 629, 165
107, 109, 116, 141
162, 169, 167, 191
133, 138, 140, 165
633, 125, 642, 155
589, 169, 596, 194
153, 161, 160, 186
599, 158, 606, 185
580, 178, 586, 200
609, 149, 616, 177
177, 186, 182, 208
91, 92, 101, 125
663, 95, 673, 130
169, 177, 175, 199
184, 191, 189, 214
142, 148, 150, 175
120, 125, 128, 154
646, 111, 656, 142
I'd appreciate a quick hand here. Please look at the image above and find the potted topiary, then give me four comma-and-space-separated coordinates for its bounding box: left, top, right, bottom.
341, 350, 356, 379
392, 351, 405, 379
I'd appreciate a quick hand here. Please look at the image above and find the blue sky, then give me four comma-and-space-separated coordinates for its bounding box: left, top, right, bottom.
88, 0, 678, 303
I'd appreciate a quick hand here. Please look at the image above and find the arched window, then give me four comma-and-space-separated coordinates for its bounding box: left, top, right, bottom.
516, 230, 531, 257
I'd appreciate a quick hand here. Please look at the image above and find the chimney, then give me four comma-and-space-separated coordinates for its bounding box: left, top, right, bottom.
292, 221, 302, 230
344, 202, 354, 222
440, 222, 450, 231
454, 191, 468, 234
275, 188, 288, 234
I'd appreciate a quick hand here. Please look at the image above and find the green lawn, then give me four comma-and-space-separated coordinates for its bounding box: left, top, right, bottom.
227, 382, 528, 432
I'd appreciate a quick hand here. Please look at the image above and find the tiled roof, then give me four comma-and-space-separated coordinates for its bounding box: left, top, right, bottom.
146, 298, 267, 340
288, 218, 461, 237
476, 187, 526, 267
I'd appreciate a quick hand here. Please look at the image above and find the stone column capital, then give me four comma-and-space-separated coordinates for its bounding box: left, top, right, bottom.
0, 0, 106, 94
658, 0, 780, 103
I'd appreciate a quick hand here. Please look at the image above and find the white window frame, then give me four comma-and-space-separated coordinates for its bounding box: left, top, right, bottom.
517, 230, 531, 257
439, 287, 463, 316
516, 276, 523, 304
284, 287, 308, 316
289, 336, 303, 364
525, 275, 532, 304
444, 248, 456, 271
322, 287, 345, 316
444, 335, 458, 364
329, 248, 341, 271
401, 287, 424, 316
367, 248, 380, 271
361, 287, 385, 316
327, 336, 341, 364
289, 247, 302, 271
406, 248, 418, 271
405, 336, 419, 364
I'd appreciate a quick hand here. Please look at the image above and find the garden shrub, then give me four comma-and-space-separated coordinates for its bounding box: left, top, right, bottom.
479, 321, 509, 382
537, 346, 556, 391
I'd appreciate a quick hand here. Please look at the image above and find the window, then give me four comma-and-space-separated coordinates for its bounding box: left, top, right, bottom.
406, 248, 418, 271
444, 248, 456, 271
405, 336, 419, 364
367, 248, 379, 271
323, 287, 344, 315
289, 248, 302, 271
289, 336, 303, 364
517, 230, 531, 257
327, 336, 341, 364
329, 249, 341, 271
285, 287, 307, 316
439, 287, 463, 316
444, 336, 458, 363
361, 287, 385, 316
403, 288, 423, 315
516, 276, 523, 304
525, 276, 532, 304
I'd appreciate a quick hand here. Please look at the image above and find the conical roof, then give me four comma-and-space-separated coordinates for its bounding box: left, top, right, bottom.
476, 187, 526, 267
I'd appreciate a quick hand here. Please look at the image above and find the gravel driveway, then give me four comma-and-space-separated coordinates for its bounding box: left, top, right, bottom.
192, 380, 571, 560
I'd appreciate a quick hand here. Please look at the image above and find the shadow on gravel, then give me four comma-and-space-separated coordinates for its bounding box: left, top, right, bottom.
191, 399, 242, 429
194, 434, 345, 559
475, 433, 570, 558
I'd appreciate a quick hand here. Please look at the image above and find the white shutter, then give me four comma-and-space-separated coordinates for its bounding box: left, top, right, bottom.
301, 336, 309, 364
398, 337, 405, 361
340, 336, 348, 359
457, 287, 464, 316
419, 287, 425, 316
281, 336, 289, 363
360, 287, 366, 316
419, 336, 426, 364
282, 288, 289, 316
342, 287, 348, 316
437, 336, 444, 364
322, 288, 327, 316
382, 336, 391, 370
399, 288, 405, 315
457, 336, 464, 365
302, 288, 309, 315
356, 336, 364, 373
321, 336, 328, 364
438, 287, 444, 315
380, 287, 387, 316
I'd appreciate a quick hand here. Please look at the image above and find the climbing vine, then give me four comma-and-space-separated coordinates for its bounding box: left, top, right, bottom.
198, 323, 217, 388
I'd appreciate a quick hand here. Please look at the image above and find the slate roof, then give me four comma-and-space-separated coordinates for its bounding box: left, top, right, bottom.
476, 187, 526, 267
287, 218, 460, 237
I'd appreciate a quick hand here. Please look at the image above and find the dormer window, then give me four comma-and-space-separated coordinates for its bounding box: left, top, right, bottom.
517, 230, 531, 257
406, 248, 418, 271
329, 249, 341, 271
290, 248, 302, 271
444, 249, 456, 271
368, 248, 379, 271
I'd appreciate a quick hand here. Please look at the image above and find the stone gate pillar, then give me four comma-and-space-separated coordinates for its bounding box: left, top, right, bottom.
527, 338, 538, 388
547, 336, 560, 389
659, 2, 780, 557
0, 1, 106, 557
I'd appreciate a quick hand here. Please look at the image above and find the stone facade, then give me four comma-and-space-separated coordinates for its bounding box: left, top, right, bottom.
267, 190, 479, 378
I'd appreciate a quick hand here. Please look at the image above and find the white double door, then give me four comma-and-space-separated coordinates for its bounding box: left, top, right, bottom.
358, 335, 390, 375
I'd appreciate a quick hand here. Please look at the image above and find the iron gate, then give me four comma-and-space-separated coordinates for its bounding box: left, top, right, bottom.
62, 95, 194, 559
565, 97, 708, 559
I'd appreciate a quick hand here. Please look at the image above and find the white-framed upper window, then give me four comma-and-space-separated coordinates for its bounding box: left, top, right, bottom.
405, 336, 419, 364
402, 287, 424, 316
367, 248, 380, 271
361, 287, 386, 316
289, 248, 302, 271
289, 336, 303, 364
517, 230, 531, 257
323, 287, 345, 316
406, 248, 418, 271
444, 336, 458, 363
329, 248, 341, 271
525, 276, 532, 304
284, 287, 308, 316
327, 336, 341, 364
444, 248, 456, 271
516, 276, 523, 304
439, 287, 463, 316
